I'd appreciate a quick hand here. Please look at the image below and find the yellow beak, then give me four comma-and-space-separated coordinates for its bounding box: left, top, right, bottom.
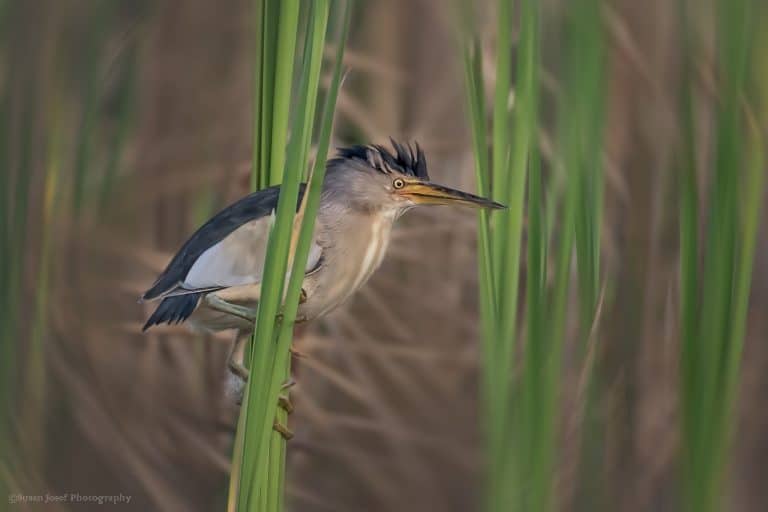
399, 182, 506, 210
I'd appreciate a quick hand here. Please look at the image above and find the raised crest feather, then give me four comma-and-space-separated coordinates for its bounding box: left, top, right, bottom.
333, 139, 429, 180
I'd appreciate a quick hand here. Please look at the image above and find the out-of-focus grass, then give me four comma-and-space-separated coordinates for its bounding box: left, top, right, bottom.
460, 0, 606, 510
0, 16, 14, 501
72, 1, 110, 217
0, 0, 139, 501
99, 43, 137, 212
20, 103, 62, 466
0, 6, 39, 491
560, 1, 606, 509
459, 0, 544, 510
679, 0, 763, 510
457, 3, 506, 509
461, 1, 761, 510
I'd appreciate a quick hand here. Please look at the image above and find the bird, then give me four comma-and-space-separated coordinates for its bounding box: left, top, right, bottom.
139, 140, 504, 436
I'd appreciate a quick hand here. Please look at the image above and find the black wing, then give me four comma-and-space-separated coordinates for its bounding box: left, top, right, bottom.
140, 184, 306, 302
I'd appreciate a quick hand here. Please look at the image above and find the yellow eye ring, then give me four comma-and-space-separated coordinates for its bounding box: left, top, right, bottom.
392, 178, 405, 189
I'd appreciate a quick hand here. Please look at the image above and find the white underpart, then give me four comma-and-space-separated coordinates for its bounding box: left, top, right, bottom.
305, 242, 323, 273
354, 225, 380, 290
183, 213, 322, 289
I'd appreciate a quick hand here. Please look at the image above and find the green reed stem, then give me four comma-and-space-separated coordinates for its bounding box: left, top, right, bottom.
231, 2, 349, 510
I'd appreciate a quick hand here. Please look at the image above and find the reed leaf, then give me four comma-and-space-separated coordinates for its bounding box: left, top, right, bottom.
460, 0, 555, 509
460, 0, 608, 509
237, 0, 301, 506
231, 1, 349, 510
0, 35, 13, 493
99, 43, 137, 212
72, 2, 110, 216
679, 0, 762, 510
562, 0, 606, 508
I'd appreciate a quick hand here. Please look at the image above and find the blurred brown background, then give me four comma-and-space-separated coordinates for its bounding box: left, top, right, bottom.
2, 0, 767, 511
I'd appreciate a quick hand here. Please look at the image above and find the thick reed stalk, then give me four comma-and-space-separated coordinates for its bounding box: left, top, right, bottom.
229, 2, 349, 510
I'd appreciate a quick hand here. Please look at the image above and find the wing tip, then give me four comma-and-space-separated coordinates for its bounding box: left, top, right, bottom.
141, 276, 180, 303
141, 293, 202, 332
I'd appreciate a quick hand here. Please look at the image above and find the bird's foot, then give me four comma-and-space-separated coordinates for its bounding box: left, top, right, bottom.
232, 374, 294, 404
274, 289, 306, 323
289, 345, 307, 358
278, 394, 294, 414
233, 387, 293, 410
274, 389, 295, 439
273, 421, 293, 440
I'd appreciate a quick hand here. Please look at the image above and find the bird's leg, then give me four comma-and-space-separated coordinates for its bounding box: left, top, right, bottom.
227, 330, 250, 382
274, 288, 308, 323
274, 379, 295, 439
205, 294, 257, 323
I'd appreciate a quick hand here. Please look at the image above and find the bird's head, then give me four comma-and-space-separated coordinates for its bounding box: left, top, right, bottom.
326, 140, 506, 214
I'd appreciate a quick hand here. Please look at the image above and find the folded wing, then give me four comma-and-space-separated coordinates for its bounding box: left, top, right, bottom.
183, 213, 322, 289
141, 184, 312, 302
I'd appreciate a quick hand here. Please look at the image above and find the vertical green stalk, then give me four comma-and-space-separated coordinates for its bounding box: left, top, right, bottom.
678, 0, 700, 506
20, 106, 61, 465
4, 57, 36, 438
460, 29, 501, 512
493, 2, 525, 503
0, 26, 13, 494
268, 8, 348, 498
264, 0, 332, 508
72, 2, 110, 216
498, 0, 527, 350
237, 1, 300, 506
520, 4, 548, 501
99, 43, 137, 212
570, 0, 605, 342
460, 0, 555, 510
679, 0, 761, 510
564, 0, 606, 509
254, 0, 280, 190
250, 0, 265, 191
514, 2, 571, 510
231, 2, 349, 510
0, 2, 38, 490
490, 0, 512, 291
460, 0, 606, 509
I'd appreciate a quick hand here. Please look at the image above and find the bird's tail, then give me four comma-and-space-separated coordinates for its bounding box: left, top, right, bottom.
142, 293, 202, 331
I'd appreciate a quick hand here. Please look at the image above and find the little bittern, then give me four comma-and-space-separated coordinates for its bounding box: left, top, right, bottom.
140, 141, 504, 434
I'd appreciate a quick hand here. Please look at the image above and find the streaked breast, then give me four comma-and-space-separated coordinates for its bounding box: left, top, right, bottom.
314, 211, 395, 317
350, 214, 391, 292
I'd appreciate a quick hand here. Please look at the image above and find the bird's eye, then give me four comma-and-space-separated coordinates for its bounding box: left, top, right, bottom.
392, 178, 405, 190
